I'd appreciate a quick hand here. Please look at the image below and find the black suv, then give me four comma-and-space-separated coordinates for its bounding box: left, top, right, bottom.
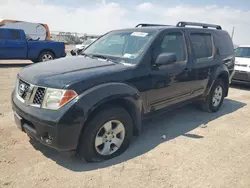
12, 21, 235, 162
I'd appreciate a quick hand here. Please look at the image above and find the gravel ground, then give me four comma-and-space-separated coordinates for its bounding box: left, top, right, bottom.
0, 62, 250, 188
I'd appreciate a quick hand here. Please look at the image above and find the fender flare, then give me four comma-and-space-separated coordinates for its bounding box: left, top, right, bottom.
205, 64, 229, 97
76, 82, 143, 135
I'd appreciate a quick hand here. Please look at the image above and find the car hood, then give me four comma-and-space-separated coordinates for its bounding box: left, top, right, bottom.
18, 56, 133, 89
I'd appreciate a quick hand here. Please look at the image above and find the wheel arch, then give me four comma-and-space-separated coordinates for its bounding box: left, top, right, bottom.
205, 65, 230, 97
84, 97, 141, 136
217, 72, 229, 97
39, 49, 56, 58
74, 82, 143, 147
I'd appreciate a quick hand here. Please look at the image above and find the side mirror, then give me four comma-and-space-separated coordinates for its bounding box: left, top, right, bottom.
155, 53, 177, 67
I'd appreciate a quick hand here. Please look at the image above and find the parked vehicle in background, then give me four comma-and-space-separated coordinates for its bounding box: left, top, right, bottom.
11, 21, 235, 162
0, 28, 66, 63
0, 19, 51, 41
70, 38, 97, 56
232, 45, 250, 85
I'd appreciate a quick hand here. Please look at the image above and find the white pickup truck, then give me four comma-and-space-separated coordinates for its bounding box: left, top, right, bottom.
70, 38, 97, 56
232, 45, 250, 85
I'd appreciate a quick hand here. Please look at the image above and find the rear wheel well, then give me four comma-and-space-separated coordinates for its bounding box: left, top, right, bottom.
39, 49, 56, 59
217, 73, 229, 97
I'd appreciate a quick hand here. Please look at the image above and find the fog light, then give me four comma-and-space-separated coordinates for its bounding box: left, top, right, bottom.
41, 133, 54, 145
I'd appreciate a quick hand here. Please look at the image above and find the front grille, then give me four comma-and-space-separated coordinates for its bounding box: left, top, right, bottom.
16, 78, 46, 107
33, 87, 46, 105
18, 80, 30, 99
233, 71, 249, 81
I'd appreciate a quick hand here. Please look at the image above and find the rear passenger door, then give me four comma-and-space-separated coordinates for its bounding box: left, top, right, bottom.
187, 31, 216, 97
6, 29, 27, 59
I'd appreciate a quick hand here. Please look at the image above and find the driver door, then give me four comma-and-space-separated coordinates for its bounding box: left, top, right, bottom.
146, 30, 196, 112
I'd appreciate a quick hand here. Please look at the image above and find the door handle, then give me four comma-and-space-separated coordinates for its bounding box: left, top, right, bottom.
184, 68, 192, 73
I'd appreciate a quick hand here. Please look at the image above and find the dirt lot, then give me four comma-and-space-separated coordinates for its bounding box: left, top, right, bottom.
0, 62, 250, 188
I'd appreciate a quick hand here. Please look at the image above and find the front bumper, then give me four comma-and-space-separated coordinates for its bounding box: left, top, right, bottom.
232, 70, 250, 84
11, 91, 84, 152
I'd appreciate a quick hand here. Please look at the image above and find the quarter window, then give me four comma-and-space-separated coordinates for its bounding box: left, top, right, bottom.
190, 33, 213, 59
8, 30, 21, 40
158, 32, 187, 61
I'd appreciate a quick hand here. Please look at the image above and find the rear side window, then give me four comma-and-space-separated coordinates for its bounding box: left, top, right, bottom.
8, 30, 21, 40
158, 32, 187, 61
0, 30, 4, 40
214, 31, 234, 55
190, 33, 213, 59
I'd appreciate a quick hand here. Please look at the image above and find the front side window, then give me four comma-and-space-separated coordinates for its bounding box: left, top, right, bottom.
190, 33, 213, 59
235, 47, 250, 58
84, 30, 156, 63
9, 30, 21, 40
158, 32, 187, 62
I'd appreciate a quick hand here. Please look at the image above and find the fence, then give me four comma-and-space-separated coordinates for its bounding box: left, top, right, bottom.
50, 31, 100, 44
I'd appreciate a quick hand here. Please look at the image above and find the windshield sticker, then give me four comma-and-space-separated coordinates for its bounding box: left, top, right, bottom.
131, 32, 148, 37
124, 53, 135, 59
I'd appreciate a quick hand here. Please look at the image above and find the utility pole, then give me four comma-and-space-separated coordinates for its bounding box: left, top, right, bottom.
231, 27, 235, 40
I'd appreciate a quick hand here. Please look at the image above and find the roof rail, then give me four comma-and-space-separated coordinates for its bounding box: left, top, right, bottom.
176, 21, 222, 30
135, 23, 170, 27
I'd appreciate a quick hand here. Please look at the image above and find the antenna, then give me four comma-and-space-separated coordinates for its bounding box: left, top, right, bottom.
231, 27, 235, 40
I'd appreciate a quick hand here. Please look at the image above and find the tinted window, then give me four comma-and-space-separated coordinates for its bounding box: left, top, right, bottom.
214, 31, 234, 55
235, 47, 250, 58
158, 32, 186, 61
0, 30, 4, 40
190, 33, 212, 59
9, 30, 21, 40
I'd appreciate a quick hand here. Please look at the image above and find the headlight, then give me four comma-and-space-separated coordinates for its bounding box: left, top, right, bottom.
42, 88, 78, 110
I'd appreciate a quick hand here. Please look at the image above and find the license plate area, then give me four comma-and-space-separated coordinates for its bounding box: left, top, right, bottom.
14, 111, 23, 131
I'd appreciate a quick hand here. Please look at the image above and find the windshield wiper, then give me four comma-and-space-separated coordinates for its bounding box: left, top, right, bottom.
91, 54, 120, 64
81, 53, 92, 58
91, 54, 109, 60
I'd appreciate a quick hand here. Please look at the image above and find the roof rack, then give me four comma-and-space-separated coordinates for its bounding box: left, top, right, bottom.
176, 21, 222, 30
135, 23, 170, 27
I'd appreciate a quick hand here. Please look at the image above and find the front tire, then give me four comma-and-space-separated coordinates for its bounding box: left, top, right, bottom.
201, 78, 225, 112
77, 106, 133, 162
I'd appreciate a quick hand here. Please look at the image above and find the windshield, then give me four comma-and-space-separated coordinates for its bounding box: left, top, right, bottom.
84, 30, 156, 63
235, 47, 250, 58
83, 39, 96, 45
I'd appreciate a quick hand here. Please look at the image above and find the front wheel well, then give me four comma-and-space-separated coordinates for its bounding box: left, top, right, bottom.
217, 73, 229, 97
82, 98, 140, 138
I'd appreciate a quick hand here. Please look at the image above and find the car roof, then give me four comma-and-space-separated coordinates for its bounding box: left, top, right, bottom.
0, 28, 23, 32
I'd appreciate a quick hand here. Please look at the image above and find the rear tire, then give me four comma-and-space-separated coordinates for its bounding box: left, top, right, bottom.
38, 51, 55, 62
77, 106, 133, 162
200, 78, 225, 112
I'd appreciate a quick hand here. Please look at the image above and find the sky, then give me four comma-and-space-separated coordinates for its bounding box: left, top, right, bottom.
0, 0, 250, 44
